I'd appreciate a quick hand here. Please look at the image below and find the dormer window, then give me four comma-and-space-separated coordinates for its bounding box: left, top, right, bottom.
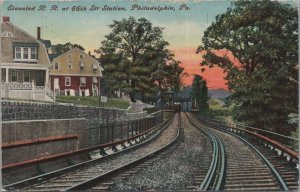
14, 47, 37, 61
13, 44, 38, 62
23, 47, 29, 59
15, 47, 21, 59
31, 47, 36, 60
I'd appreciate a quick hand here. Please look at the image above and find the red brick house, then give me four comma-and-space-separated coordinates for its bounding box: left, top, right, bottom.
49, 47, 103, 96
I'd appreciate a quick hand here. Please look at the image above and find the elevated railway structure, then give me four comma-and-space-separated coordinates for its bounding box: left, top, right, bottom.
188, 112, 298, 191
2, 111, 298, 191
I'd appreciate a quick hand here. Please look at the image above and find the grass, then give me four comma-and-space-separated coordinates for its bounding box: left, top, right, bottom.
55, 96, 130, 109
204, 98, 233, 121
1, 97, 54, 103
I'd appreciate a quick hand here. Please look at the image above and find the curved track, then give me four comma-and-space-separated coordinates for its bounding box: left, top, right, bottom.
186, 112, 294, 191
5, 112, 298, 191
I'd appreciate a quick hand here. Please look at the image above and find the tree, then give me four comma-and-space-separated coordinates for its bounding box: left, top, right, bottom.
51, 42, 85, 54
98, 17, 183, 102
197, 0, 298, 134
192, 75, 209, 114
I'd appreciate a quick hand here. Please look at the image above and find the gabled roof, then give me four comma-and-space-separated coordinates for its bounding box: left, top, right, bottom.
52, 47, 104, 71
2, 21, 51, 65
48, 53, 60, 61
40, 39, 52, 48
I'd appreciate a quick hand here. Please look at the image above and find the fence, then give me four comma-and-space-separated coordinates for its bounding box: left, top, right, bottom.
1, 82, 55, 101
143, 107, 160, 115
194, 113, 299, 151
88, 115, 163, 145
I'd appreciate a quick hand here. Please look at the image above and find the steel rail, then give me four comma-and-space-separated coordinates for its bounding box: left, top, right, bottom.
64, 113, 182, 191
194, 113, 299, 144
193, 113, 299, 160
185, 113, 225, 191
3, 113, 175, 191
199, 134, 218, 190
232, 133, 289, 191
191, 112, 289, 191
214, 134, 226, 190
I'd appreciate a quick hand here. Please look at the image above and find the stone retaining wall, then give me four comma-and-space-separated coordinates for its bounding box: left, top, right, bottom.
1, 101, 126, 123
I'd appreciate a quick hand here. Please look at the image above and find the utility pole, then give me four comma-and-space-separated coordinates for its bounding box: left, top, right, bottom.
161, 90, 164, 122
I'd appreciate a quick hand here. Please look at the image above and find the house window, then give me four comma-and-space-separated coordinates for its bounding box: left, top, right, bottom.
80, 61, 85, 69
92, 63, 98, 72
31, 47, 36, 59
24, 71, 30, 82
79, 55, 84, 70
14, 47, 37, 61
15, 47, 21, 59
80, 77, 86, 86
67, 63, 72, 69
65, 77, 71, 86
93, 77, 98, 84
1, 69, 6, 82
11, 70, 18, 82
23, 47, 29, 59
54, 62, 59, 70
68, 54, 72, 63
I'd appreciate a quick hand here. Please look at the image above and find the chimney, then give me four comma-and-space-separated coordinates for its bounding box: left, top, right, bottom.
3, 16, 10, 23
37, 27, 41, 39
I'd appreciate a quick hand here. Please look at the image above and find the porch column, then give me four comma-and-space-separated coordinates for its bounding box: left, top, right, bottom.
5, 68, 9, 82
45, 69, 49, 86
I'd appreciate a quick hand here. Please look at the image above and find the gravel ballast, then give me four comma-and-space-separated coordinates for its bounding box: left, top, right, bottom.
109, 113, 211, 191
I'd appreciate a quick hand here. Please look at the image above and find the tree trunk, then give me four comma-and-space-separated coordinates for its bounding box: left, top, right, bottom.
129, 92, 136, 103
141, 92, 145, 103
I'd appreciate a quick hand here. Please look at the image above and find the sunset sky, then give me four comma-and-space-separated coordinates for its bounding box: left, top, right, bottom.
1, 0, 296, 89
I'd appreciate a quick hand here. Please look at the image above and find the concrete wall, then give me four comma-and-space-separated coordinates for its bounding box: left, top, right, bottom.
2, 118, 87, 166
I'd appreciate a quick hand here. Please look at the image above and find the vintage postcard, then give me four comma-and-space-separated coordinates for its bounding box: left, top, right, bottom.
1, 0, 299, 191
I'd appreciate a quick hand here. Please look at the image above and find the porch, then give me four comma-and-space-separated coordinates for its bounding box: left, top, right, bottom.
1, 68, 48, 86
1, 82, 55, 101
1, 68, 54, 101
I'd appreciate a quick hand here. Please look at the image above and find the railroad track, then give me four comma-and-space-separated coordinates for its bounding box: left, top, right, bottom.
185, 112, 225, 191
249, 140, 299, 191
91, 119, 185, 191
187, 112, 298, 191
4, 113, 181, 191
101, 112, 298, 191
96, 112, 211, 191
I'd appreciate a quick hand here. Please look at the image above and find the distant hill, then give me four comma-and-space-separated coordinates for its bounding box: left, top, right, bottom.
208, 89, 231, 99
177, 87, 231, 99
